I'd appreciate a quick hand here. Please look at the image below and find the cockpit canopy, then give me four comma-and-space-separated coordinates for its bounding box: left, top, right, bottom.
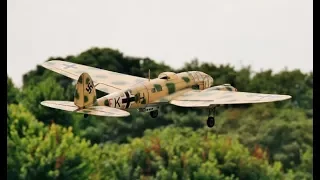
158, 72, 178, 80
188, 71, 214, 90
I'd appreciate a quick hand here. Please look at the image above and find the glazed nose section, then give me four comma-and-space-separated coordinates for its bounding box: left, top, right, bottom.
209, 76, 214, 87
203, 73, 214, 87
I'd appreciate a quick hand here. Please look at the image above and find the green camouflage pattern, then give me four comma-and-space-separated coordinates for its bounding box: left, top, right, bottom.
40, 60, 291, 117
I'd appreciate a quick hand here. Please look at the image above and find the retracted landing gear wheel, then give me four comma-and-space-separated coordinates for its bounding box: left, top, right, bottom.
207, 117, 215, 128
150, 110, 158, 118
84, 114, 89, 118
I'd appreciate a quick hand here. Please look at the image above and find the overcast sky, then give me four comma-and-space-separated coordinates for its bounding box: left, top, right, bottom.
8, 0, 313, 87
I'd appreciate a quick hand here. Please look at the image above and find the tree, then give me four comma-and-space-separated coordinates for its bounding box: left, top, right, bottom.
7, 75, 20, 104
214, 104, 312, 174
95, 127, 287, 179
20, 77, 74, 126
7, 104, 101, 180
13, 47, 312, 179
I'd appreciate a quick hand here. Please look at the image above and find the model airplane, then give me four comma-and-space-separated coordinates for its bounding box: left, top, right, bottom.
40, 60, 291, 128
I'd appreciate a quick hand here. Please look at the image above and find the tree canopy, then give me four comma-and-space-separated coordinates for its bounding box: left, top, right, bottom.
8, 47, 313, 179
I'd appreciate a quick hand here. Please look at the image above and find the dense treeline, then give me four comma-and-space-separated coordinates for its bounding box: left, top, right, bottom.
8, 47, 313, 179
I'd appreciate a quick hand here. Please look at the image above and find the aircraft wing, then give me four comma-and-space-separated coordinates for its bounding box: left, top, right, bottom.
170, 89, 291, 107
41, 60, 148, 94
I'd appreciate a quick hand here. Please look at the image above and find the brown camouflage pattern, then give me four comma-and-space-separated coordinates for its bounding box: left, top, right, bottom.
74, 72, 97, 108
94, 70, 214, 110
41, 60, 291, 117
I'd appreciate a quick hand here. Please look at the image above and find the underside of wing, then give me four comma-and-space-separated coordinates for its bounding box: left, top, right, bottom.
170, 90, 291, 107
41, 60, 148, 94
41, 101, 130, 117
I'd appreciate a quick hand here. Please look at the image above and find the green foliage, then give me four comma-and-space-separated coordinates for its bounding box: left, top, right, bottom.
20, 77, 74, 126
8, 47, 313, 179
212, 104, 313, 173
7, 104, 100, 180
7, 75, 20, 104
136, 127, 286, 180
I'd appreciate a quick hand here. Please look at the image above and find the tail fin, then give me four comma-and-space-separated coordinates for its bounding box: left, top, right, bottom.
74, 72, 97, 108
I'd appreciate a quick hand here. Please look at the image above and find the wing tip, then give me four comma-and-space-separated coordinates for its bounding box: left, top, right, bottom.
41, 60, 67, 67
283, 95, 292, 100
40, 100, 52, 106
40, 101, 48, 106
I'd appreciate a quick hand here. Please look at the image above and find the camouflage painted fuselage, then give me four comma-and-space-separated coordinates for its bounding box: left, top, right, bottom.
41, 60, 291, 118
95, 71, 215, 110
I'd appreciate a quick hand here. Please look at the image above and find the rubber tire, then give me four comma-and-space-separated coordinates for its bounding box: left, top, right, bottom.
84, 114, 89, 118
207, 117, 215, 128
150, 110, 158, 118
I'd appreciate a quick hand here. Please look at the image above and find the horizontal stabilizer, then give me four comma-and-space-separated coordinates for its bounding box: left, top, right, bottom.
41, 101, 130, 117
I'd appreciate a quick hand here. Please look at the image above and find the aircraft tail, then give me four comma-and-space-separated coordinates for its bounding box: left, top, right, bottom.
74, 72, 97, 108
40, 72, 131, 117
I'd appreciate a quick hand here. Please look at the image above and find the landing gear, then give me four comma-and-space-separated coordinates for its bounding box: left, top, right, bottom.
207, 117, 215, 127
150, 110, 158, 118
207, 107, 216, 128
84, 114, 89, 118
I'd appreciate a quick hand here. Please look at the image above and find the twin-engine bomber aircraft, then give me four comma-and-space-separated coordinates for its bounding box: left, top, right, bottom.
40, 60, 291, 128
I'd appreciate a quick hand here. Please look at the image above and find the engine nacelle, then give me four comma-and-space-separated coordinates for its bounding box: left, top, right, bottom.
138, 106, 159, 112
207, 84, 237, 92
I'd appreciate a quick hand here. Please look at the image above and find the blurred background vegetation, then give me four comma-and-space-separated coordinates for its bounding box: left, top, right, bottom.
7, 47, 313, 180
